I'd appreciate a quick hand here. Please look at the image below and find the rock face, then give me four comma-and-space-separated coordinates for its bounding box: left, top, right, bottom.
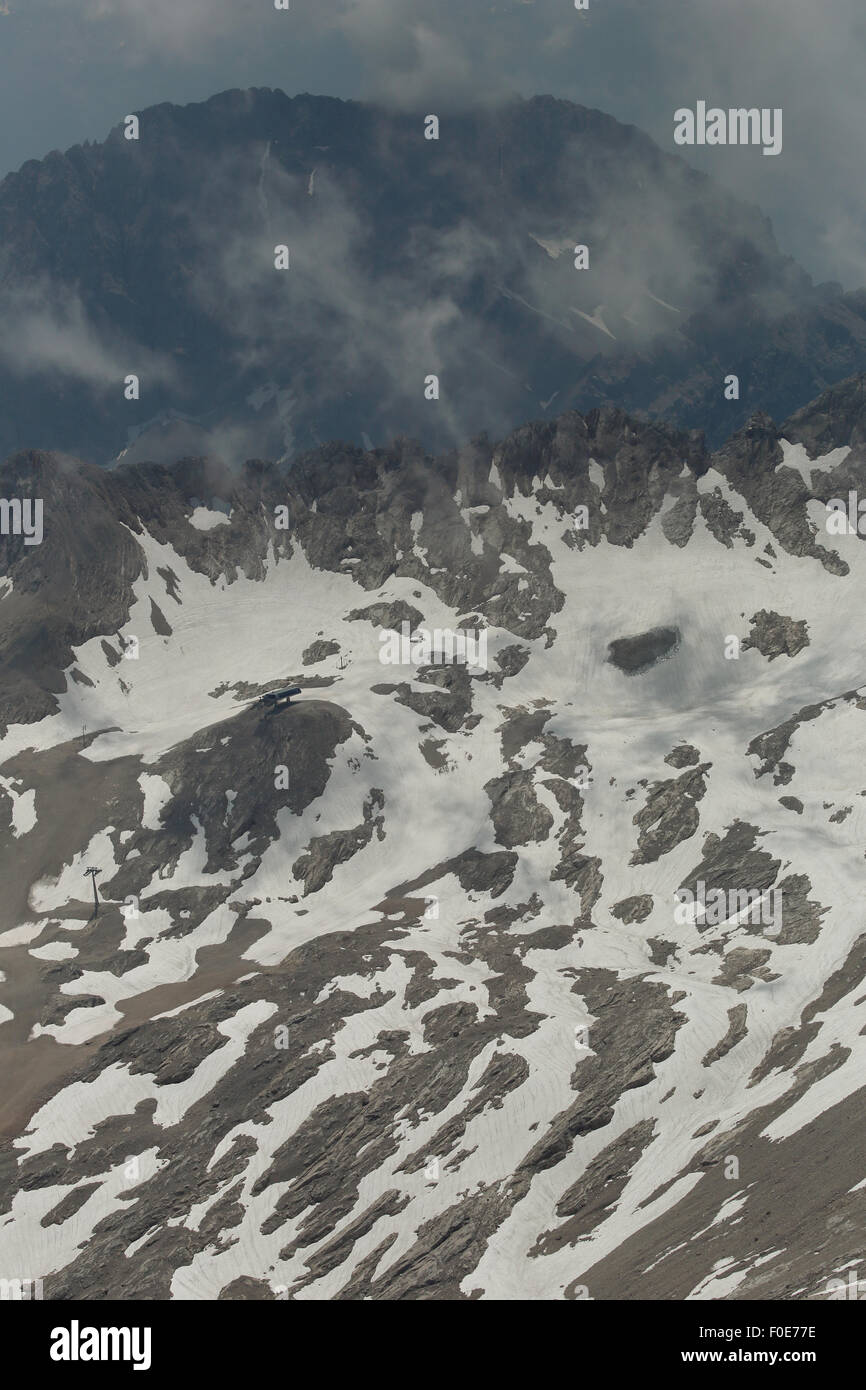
743, 610, 810, 661
3, 89, 866, 465
302, 639, 340, 666
631, 764, 710, 866
2, 375, 866, 1302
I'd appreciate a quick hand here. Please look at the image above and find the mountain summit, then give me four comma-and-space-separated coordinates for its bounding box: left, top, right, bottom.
2, 88, 866, 466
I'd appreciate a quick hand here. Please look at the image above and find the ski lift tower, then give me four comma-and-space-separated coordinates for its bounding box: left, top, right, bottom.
84, 867, 102, 918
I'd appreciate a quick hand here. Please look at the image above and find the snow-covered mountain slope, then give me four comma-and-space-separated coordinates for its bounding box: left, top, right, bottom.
0, 389, 864, 1300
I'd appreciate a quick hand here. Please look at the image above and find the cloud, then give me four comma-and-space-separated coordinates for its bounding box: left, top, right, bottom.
328, 1, 481, 108
75, 0, 259, 60
0, 281, 176, 390
185, 148, 502, 451
41, 0, 577, 96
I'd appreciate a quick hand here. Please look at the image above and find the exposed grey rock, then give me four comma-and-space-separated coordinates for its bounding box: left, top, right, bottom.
715, 413, 848, 574
149, 599, 172, 637
698, 489, 751, 548
484, 770, 554, 849
108, 700, 355, 896
293, 789, 386, 896
646, 938, 678, 966
611, 895, 654, 924
712, 947, 774, 991
398, 1052, 529, 1176
678, 820, 780, 908
41, 1182, 102, 1227
774, 873, 827, 945
535, 1121, 656, 1251
392, 848, 519, 900
346, 601, 424, 632
747, 691, 860, 781
391, 670, 478, 733
743, 609, 810, 660
302, 639, 340, 665
701, 1005, 748, 1066
498, 708, 552, 767
631, 764, 709, 866
418, 738, 449, 771
493, 644, 530, 679
664, 744, 700, 768
217, 1277, 279, 1300
660, 483, 698, 548
521, 970, 687, 1168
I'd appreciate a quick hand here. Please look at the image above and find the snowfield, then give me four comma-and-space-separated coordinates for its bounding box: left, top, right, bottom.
0, 405, 864, 1300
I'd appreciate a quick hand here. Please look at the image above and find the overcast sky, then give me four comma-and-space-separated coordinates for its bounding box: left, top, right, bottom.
1, 1, 864, 288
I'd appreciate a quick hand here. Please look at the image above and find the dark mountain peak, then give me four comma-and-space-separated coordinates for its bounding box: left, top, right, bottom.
0, 86, 864, 468
713, 410, 783, 484
781, 370, 866, 458
0, 448, 103, 498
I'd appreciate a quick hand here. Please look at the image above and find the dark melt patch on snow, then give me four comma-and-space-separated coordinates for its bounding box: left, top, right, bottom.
607, 626, 681, 676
